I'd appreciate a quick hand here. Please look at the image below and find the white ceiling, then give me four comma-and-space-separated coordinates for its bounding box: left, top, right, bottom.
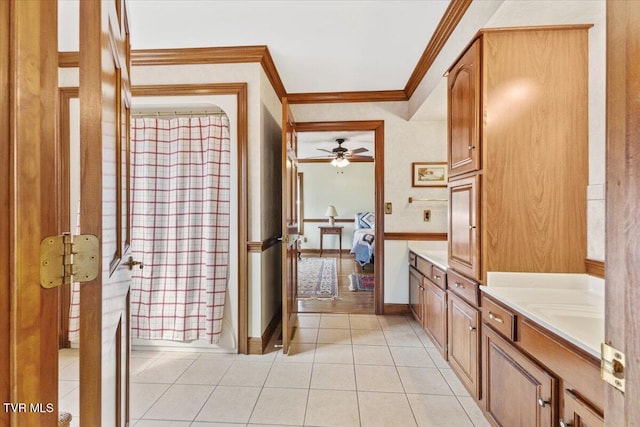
297, 131, 375, 159
59, 1, 451, 94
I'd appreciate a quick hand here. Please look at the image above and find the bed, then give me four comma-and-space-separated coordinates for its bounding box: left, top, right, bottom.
350, 212, 375, 267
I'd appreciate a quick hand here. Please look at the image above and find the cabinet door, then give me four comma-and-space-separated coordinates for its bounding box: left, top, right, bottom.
447, 292, 480, 399
409, 266, 424, 326
424, 279, 447, 359
448, 38, 481, 177
448, 175, 481, 281
483, 326, 557, 427
561, 389, 604, 427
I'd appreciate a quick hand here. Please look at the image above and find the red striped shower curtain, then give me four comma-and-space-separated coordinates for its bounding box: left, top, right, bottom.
129, 115, 231, 344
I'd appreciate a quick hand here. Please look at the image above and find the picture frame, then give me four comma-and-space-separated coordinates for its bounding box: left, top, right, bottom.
412, 162, 448, 187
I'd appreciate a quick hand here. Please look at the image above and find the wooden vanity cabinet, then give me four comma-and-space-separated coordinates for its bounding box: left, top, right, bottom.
483, 325, 558, 427
447, 26, 590, 283
424, 278, 447, 359
561, 389, 604, 427
409, 266, 425, 327
447, 291, 480, 398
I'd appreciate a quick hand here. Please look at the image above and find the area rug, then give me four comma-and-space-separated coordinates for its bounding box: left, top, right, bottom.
349, 274, 374, 292
298, 257, 338, 299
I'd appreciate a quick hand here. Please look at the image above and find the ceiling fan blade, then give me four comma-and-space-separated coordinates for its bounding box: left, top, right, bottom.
350, 147, 369, 155
317, 148, 334, 153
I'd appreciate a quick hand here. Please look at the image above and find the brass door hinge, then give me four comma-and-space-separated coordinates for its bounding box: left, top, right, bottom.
601, 342, 625, 393
40, 234, 99, 289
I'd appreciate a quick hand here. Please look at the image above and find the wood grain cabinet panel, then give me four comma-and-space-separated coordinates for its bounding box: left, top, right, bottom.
409, 265, 425, 327
447, 26, 590, 284
561, 389, 604, 427
447, 291, 480, 399
483, 326, 557, 427
424, 278, 448, 359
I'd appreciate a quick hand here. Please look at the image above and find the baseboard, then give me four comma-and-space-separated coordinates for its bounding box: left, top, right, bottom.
248, 308, 282, 355
300, 249, 351, 255
384, 303, 409, 315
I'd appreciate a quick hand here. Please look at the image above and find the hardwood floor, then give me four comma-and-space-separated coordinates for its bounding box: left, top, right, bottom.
296, 254, 374, 314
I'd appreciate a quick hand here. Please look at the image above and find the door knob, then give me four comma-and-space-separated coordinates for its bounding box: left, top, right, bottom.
123, 256, 143, 271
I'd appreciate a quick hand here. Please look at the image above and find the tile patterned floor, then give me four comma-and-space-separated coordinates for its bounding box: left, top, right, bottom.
59, 314, 490, 427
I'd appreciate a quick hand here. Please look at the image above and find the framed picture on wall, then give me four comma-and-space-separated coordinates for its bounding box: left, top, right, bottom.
412, 162, 447, 187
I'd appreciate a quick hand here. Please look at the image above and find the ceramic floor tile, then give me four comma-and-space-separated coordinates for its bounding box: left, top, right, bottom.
135, 421, 191, 427
133, 358, 195, 384
352, 345, 394, 365
58, 385, 79, 423
426, 348, 450, 369
350, 328, 387, 345
317, 328, 351, 344
264, 362, 312, 389
143, 384, 213, 421
397, 367, 453, 395
355, 365, 404, 393
310, 363, 356, 390
291, 327, 319, 344
58, 349, 79, 368
275, 343, 316, 363
305, 389, 360, 427
382, 330, 423, 347
196, 385, 261, 424
58, 359, 80, 381
440, 368, 471, 396
191, 423, 250, 427
249, 387, 308, 425
296, 313, 321, 328
389, 346, 436, 368
377, 316, 414, 331
319, 313, 351, 329
58, 380, 78, 399
176, 358, 233, 385
314, 344, 354, 364
458, 396, 492, 427
349, 314, 382, 330
407, 394, 474, 427
219, 361, 273, 387
358, 391, 417, 427
130, 382, 171, 419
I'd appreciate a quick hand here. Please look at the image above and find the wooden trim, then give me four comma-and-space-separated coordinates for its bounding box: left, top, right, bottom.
247, 235, 282, 253
259, 46, 287, 101
295, 120, 386, 133
298, 172, 304, 235
585, 259, 605, 279
384, 304, 409, 315
384, 232, 448, 241
304, 218, 355, 223
298, 157, 374, 164
478, 24, 594, 35
58, 51, 79, 68
131, 83, 250, 354
287, 90, 407, 104
247, 338, 263, 355
58, 87, 79, 349
404, 0, 472, 97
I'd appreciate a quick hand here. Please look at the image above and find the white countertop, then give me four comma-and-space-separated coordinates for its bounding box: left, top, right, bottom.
482, 272, 604, 358
407, 241, 448, 270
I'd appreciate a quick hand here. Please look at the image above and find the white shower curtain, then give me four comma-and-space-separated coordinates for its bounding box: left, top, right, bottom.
129, 115, 231, 344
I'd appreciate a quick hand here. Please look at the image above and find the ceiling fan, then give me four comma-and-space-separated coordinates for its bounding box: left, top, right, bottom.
316, 138, 370, 167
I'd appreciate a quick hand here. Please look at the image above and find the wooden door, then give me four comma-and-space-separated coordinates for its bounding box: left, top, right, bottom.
79, 1, 133, 425
1, 1, 59, 425
424, 280, 447, 359
483, 326, 557, 427
281, 98, 299, 354
448, 175, 480, 281
408, 267, 424, 326
605, 1, 640, 424
447, 291, 480, 399
448, 38, 481, 178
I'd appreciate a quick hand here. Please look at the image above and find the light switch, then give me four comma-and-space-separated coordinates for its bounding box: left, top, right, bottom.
385, 202, 392, 214
423, 210, 431, 222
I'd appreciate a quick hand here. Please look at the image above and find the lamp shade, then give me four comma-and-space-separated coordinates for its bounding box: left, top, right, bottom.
325, 205, 338, 217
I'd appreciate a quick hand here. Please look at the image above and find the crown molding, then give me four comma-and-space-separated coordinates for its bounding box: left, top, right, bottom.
404, 0, 472, 97
58, 1, 471, 104
287, 90, 407, 104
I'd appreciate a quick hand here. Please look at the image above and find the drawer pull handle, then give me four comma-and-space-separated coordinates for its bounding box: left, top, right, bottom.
468, 145, 476, 151
537, 397, 549, 408
469, 325, 476, 332
434, 275, 441, 280
559, 420, 571, 427
469, 225, 477, 230
454, 282, 464, 289
488, 312, 504, 324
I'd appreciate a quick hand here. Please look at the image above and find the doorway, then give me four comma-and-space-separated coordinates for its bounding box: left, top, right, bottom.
294, 121, 385, 315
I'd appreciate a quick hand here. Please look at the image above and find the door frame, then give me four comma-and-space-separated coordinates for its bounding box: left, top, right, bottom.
294, 120, 385, 314
131, 83, 250, 354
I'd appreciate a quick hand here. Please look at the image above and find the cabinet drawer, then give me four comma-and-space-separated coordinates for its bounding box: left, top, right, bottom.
415, 256, 432, 278
482, 295, 517, 341
409, 251, 417, 267
430, 266, 447, 290
447, 269, 479, 306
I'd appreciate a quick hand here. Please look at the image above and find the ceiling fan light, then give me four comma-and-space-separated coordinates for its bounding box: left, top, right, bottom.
336, 158, 349, 167
331, 158, 339, 167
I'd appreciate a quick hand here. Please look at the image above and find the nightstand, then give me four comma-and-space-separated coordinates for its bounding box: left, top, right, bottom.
319, 226, 343, 257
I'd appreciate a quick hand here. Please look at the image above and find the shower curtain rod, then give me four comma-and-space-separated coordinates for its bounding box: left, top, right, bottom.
131, 110, 227, 118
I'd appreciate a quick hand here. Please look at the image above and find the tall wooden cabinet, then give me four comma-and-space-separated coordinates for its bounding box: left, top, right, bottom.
447, 25, 591, 283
